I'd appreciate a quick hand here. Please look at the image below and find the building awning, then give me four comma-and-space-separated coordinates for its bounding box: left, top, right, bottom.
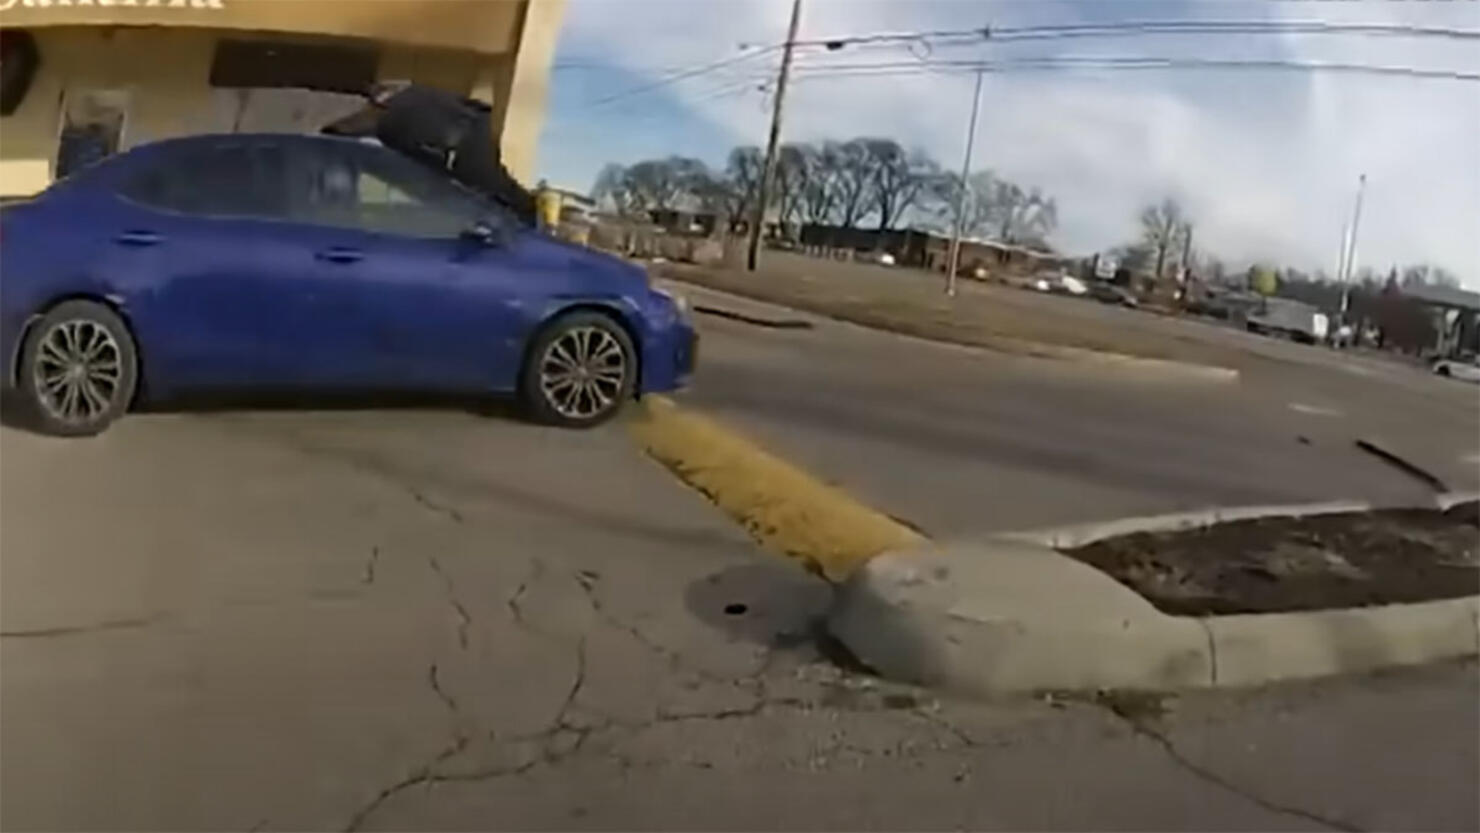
0, 0, 523, 55
1403, 284, 1480, 312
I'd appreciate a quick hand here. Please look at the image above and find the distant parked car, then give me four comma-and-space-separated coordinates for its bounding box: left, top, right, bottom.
1431, 355, 1480, 383
1087, 281, 1138, 308
0, 134, 696, 435
1031, 271, 1087, 296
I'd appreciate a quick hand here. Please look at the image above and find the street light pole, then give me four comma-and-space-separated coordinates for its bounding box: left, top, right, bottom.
746, 0, 803, 272
1340, 173, 1366, 316
945, 69, 984, 297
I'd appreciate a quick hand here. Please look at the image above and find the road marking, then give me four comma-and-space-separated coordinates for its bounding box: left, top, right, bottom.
628, 396, 924, 581
1461, 452, 1480, 466
1289, 402, 1344, 417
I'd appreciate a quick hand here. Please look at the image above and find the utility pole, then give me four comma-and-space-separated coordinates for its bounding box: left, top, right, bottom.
1339, 174, 1366, 316
945, 69, 985, 297
746, 0, 803, 272
1335, 222, 1350, 287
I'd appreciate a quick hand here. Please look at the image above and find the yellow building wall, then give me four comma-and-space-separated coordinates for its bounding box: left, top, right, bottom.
0, 27, 217, 195
0, 0, 565, 196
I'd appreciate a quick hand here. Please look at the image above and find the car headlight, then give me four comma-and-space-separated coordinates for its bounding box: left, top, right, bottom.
652, 286, 690, 317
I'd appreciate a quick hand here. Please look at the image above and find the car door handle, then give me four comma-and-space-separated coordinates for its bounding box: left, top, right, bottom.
114, 230, 163, 246
315, 248, 364, 264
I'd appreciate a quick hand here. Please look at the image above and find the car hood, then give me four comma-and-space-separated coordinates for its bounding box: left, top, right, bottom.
517, 232, 649, 292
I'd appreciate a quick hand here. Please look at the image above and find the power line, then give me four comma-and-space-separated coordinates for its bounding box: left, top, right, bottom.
795, 19, 1480, 50
582, 45, 781, 107
563, 18, 1478, 110
782, 57, 1480, 83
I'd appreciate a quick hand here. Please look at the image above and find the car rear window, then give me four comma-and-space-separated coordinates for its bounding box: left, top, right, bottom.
120, 144, 290, 219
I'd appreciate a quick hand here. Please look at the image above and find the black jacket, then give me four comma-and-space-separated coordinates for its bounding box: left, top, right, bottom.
323, 84, 536, 225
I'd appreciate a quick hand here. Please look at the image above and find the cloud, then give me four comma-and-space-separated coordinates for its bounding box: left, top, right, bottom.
541, 0, 1480, 286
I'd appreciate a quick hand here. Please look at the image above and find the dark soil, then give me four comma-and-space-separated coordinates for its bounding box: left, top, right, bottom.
1064, 502, 1480, 616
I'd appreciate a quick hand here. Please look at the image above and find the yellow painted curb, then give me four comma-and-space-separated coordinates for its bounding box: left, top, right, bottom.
628, 396, 926, 581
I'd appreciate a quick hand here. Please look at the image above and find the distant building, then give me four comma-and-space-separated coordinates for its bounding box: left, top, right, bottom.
1402, 283, 1480, 358
796, 223, 1064, 275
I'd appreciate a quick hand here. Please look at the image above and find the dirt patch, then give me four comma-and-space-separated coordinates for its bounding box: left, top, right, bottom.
1064, 502, 1480, 615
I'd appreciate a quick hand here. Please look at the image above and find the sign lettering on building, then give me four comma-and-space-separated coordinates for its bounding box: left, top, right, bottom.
0, 0, 225, 11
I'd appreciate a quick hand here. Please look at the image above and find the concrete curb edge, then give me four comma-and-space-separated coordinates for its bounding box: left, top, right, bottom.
827, 495, 1480, 695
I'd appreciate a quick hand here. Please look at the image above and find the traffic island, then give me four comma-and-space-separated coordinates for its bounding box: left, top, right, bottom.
827, 495, 1480, 695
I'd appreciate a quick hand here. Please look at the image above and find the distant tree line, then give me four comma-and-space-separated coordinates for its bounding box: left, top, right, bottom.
1101, 196, 1464, 353
591, 138, 1058, 247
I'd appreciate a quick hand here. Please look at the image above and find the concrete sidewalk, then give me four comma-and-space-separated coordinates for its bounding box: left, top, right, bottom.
4, 412, 1477, 830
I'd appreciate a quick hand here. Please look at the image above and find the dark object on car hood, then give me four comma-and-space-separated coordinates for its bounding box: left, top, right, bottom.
322, 83, 536, 226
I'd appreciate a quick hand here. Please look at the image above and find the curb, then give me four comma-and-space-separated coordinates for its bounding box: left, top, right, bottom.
827, 496, 1479, 695
627, 395, 924, 581
659, 269, 1239, 383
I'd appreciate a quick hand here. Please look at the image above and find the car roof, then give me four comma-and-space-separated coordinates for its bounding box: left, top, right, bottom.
135, 132, 372, 154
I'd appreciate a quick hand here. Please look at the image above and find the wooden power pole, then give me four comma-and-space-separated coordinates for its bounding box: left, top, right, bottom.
746, 0, 803, 272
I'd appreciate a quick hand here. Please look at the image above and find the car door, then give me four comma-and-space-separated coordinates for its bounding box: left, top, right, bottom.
108, 140, 327, 391
290, 140, 528, 391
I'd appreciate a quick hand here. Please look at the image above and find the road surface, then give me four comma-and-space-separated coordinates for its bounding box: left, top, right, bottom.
677, 281, 1479, 536
2, 293, 1477, 830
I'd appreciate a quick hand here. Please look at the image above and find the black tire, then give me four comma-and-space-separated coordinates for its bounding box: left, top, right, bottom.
17, 300, 138, 436
518, 311, 637, 428
1437, 365, 1451, 377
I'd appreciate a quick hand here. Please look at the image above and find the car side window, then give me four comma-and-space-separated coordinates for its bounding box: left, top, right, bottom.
120, 144, 290, 219
299, 143, 491, 239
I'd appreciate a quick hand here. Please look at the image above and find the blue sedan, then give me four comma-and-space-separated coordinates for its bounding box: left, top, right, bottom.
0, 134, 695, 435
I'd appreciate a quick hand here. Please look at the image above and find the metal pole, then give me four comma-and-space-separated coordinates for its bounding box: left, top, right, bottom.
1335, 222, 1350, 285
1340, 174, 1366, 315
746, 0, 803, 272
945, 70, 984, 297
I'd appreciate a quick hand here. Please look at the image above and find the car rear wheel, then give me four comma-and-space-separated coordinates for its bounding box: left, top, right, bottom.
18, 300, 138, 436
519, 311, 637, 428
1436, 364, 1451, 377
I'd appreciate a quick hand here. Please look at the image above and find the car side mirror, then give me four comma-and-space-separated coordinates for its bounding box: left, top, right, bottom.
460, 221, 499, 246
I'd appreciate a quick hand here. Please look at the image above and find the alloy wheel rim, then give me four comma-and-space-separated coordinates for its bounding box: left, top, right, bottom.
539, 327, 626, 419
33, 319, 123, 425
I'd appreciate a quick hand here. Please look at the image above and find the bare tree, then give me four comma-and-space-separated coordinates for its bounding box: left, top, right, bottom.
988, 181, 1057, 246
831, 139, 877, 229
798, 143, 841, 225
1139, 198, 1190, 281
859, 138, 939, 231
591, 163, 638, 215
773, 143, 810, 229
1401, 264, 1462, 288
722, 146, 763, 225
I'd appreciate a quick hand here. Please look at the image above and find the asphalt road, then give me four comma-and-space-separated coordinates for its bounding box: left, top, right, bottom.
676, 281, 1479, 536
2, 294, 1477, 829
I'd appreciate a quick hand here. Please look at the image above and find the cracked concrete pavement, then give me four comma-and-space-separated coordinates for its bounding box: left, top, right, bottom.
3, 406, 1477, 831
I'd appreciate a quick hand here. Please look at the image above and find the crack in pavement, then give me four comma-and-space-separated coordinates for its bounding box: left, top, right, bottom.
1, 614, 166, 639
1095, 701, 1364, 832
424, 553, 472, 651
504, 559, 544, 628
570, 567, 762, 692
361, 546, 380, 586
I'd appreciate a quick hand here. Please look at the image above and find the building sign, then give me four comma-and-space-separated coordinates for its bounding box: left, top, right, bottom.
0, 0, 224, 10
0, 0, 519, 55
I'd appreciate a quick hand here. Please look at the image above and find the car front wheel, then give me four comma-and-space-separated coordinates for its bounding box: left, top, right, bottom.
519, 311, 637, 428
18, 300, 139, 436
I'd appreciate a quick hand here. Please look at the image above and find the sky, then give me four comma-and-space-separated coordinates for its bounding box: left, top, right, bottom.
537, 0, 1480, 287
